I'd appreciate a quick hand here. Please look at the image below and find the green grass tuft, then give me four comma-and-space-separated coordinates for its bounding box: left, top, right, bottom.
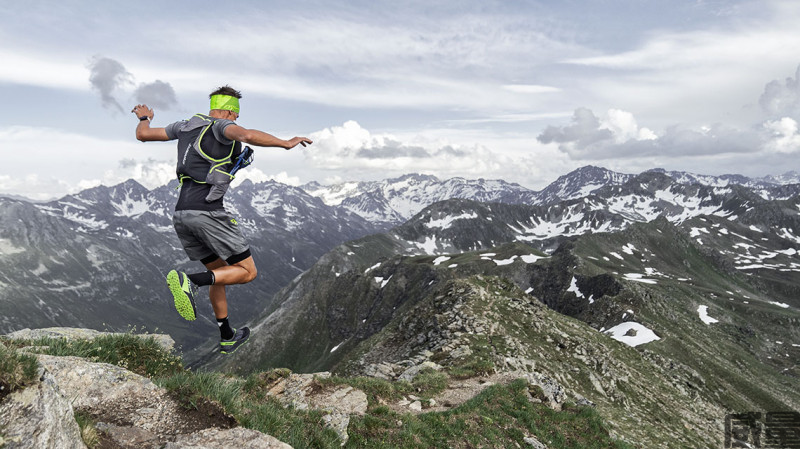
0, 340, 39, 400
74, 411, 100, 449
411, 368, 449, 397
29, 333, 184, 379
156, 370, 342, 448
344, 379, 634, 449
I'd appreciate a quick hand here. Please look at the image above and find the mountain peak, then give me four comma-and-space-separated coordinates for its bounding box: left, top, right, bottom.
392, 173, 440, 183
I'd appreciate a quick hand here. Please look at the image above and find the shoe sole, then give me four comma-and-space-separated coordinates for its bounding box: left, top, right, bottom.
220, 330, 250, 354
166, 270, 197, 321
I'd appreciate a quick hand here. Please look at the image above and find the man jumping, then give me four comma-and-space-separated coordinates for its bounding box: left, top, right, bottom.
132, 85, 312, 354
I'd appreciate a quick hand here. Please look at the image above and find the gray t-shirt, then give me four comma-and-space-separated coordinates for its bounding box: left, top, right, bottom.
164, 115, 235, 143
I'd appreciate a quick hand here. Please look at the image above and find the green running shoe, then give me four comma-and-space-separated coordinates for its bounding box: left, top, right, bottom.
166, 270, 197, 321
220, 327, 250, 354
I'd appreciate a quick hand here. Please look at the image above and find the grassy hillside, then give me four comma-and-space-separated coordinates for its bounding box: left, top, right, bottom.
0, 333, 633, 449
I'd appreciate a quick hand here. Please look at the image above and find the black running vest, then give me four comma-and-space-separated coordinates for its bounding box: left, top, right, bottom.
175, 114, 243, 207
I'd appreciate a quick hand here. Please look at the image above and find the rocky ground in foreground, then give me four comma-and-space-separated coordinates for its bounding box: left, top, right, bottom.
0, 327, 631, 449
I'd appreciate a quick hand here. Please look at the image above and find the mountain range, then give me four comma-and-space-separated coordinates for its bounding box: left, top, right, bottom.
0, 178, 376, 356
2, 165, 799, 446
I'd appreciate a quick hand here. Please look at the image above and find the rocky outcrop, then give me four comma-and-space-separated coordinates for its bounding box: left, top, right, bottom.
36, 354, 237, 445
164, 427, 292, 449
0, 329, 292, 449
0, 369, 86, 449
262, 372, 368, 445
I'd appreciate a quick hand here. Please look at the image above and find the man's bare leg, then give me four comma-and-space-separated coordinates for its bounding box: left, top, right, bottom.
211, 256, 258, 285
204, 255, 258, 319
204, 258, 229, 319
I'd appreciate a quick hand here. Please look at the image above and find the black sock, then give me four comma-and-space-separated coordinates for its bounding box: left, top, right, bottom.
217, 317, 234, 340
188, 271, 215, 287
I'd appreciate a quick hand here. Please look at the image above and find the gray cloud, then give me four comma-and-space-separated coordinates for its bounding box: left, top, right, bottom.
134, 80, 179, 110
118, 158, 139, 169
537, 108, 614, 148
760, 64, 800, 118
356, 140, 431, 159
88, 56, 179, 114
436, 145, 469, 157
613, 124, 761, 158
88, 56, 132, 113
353, 140, 474, 160
539, 107, 761, 160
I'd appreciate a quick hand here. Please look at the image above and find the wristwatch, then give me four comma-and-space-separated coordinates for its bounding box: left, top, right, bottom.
139, 116, 150, 121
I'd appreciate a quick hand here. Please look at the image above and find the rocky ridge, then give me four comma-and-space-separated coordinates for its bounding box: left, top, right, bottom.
0, 328, 372, 449
207, 197, 800, 447
0, 327, 624, 448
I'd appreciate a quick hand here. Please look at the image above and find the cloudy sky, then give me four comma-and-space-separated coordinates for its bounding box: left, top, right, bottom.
2, 0, 800, 200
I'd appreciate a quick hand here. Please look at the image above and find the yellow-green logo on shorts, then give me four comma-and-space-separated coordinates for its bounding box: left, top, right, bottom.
230, 218, 238, 225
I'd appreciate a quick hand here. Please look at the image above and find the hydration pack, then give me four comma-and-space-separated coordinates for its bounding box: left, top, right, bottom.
175, 114, 253, 202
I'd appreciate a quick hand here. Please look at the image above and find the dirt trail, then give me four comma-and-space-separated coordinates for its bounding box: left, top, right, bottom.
387, 372, 521, 415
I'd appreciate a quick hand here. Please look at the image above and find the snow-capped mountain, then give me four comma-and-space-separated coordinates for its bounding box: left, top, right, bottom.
3, 164, 800, 363
532, 165, 633, 204
210, 167, 800, 375
209, 167, 800, 449
301, 166, 800, 226
301, 170, 800, 259
301, 173, 538, 228
0, 179, 380, 355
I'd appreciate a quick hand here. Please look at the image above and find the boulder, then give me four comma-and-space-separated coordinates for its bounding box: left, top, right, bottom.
0, 371, 86, 449
524, 372, 567, 410
398, 361, 443, 382
164, 427, 293, 449
524, 435, 549, 448
1, 329, 291, 449
34, 354, 234, 442
265, 372, 367, 445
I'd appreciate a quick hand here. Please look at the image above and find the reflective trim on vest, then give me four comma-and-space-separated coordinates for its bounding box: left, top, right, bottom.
175, 114, 242, 186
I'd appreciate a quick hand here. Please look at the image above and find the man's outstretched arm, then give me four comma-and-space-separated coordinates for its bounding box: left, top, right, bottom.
132, 104, 170, 142
223, 125, 312, 149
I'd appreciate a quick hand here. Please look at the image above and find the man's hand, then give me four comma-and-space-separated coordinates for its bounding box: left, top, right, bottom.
132, 104, 169, 142
286, 137, 313, 149
131, 104, 154, 120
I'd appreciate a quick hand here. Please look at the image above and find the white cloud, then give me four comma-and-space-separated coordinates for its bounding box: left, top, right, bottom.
304, 120, 557, 185
601, 109, 657, 143
0, 126, 172, 200
0, 174, 72, 201
115, 158, 175, 188
562, 3, 800, 126
0, 48, 87, 91
503, 84, 561, 94
61, 158, 174, 200
760, 64, 800, 118
763, 117, 800, 153
231, 168, 301, 187
539, 107, 766, 159
0, 7, 585, 116
445, 112, 573, 125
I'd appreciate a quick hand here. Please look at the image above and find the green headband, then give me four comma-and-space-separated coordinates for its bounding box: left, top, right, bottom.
210, 94, 240, 114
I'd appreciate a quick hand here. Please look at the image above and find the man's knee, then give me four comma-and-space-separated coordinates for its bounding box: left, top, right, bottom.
234, 257, 257, 283
245, 265, 258, 283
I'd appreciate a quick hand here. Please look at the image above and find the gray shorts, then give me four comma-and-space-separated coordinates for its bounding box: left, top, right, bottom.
172, 210, 250, 264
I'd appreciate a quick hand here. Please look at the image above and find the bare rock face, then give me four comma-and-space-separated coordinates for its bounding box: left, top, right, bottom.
0, 329, 292, 449
524, 372, 567, 410
35, 354, 214, 439
264, 372, 368, 444
0, 371, 86, 449
164, 427, 293, 449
